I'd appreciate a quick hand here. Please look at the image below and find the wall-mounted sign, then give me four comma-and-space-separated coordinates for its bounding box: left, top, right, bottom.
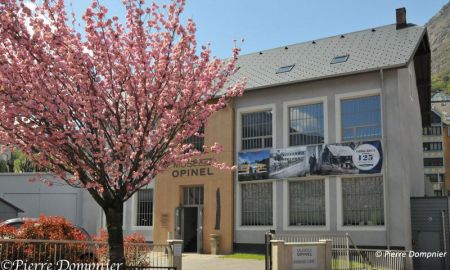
292, 246, 317, 269
172, 158, 214, 178
238, 140, 382, 181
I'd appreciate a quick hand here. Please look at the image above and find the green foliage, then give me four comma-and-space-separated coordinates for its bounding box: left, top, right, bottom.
432, 71, 450, 93
0, 149, 43, 173
13, 151, 36, 173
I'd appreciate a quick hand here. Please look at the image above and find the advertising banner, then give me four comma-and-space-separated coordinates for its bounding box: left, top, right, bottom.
238, 140, 382, 181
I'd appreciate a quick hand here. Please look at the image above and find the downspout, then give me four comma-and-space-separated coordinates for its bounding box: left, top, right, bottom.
379, 69, 391, 249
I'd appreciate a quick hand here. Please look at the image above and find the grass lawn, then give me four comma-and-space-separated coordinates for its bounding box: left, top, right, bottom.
220, 253, 265, 261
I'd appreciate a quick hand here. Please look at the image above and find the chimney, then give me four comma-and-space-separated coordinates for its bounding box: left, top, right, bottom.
396, 7, 407, 29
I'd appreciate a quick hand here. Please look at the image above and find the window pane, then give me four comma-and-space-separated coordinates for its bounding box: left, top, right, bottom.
289, 103, 324, 146
183, 186, 204, 206
342, 176, 384, 226
242, 111, 273, 150
289, 180, 325, 226
341, 95, 381, 141
185, 125, 205, 152
424, 158, 444, 167
136, 189, 153, 226
241, 182, 273, 226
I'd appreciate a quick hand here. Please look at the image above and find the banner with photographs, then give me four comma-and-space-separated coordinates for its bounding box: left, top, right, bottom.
238, 140, 382, 181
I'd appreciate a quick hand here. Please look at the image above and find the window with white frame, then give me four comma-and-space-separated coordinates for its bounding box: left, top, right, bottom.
241, 182, 273, 226
241, 111, 273, 150
136, 189, 153, 226
341, 95, 381, 141
289, 179, 325, 226
289, 103, 324, 146
341, 176, 384, 226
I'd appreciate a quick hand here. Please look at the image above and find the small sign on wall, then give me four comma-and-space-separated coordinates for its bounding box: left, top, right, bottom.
292, 246, 317, 269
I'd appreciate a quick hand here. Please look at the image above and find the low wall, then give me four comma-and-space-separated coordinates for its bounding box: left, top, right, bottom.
271, 240, 332, 270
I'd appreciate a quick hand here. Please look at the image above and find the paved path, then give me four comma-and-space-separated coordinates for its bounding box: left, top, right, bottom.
182, 253, 264, 270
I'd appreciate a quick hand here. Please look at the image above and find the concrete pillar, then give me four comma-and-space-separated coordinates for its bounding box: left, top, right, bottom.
168, 239, 183, 270
210, 234, 220, 255
319, 240, 333, 270
271, 240, 285, 270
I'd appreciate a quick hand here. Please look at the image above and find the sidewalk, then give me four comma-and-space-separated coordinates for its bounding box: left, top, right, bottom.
182, 253, 264, 270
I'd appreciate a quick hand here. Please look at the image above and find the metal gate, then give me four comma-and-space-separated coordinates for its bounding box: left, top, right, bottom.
411, 196, 450, 270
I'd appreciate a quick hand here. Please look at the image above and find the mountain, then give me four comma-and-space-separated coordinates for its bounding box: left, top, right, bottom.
427, 1, 450, 92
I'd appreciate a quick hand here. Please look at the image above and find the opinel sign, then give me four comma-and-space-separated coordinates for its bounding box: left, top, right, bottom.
171, 158, 214, 177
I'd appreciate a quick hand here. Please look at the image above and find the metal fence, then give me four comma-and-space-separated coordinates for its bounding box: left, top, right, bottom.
0, 239, 172, 268
267, 233, 409, 270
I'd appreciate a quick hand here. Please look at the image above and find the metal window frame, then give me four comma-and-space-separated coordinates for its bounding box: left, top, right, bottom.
340, 176, 385, 227
240, 182, 273, 226
340, 95, 382, 142
288, 102, 325, 146
241, 110, 273, 150
182, 186, 204, 206
135, 189, 154, 227
288, 179, 326, 226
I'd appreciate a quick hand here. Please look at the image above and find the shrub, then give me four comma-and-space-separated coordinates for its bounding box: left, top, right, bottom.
0, 215, 89, 262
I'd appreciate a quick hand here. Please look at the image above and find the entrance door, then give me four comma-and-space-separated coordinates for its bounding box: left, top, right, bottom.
182, 207, 198, 252
176, 186, 204, 253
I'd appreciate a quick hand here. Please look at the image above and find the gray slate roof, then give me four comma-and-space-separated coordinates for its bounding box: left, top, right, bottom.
230, 24, 426, 91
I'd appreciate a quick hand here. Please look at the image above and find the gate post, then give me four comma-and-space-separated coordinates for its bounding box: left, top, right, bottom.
265, 230, 274, 270
168, 239, 183, 270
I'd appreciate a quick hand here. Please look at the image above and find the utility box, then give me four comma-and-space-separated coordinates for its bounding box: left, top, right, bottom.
271, 240, 332, 270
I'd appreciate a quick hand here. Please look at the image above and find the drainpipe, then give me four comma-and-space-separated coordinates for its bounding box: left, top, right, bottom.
379, 69, 391, 249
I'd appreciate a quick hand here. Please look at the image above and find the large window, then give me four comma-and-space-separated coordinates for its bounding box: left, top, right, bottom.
341, 95, 381, 141
423, 126, 441, 136
136, 189, 153, 227
424, 158, 444, 167
342, 176, 384, 226
241, 111, 273, 150
289, 103, 324, 146
241, 182, 273, 226
289, 180, 325, 226
423, 142, 443, 151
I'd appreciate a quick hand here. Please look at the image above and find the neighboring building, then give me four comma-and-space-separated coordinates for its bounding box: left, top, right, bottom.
423, 93, 450, 196
0, 173, 99, 234
0, 197, 23, 221
232, 9, 430, 251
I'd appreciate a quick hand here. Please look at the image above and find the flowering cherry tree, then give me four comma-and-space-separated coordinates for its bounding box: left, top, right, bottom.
0, 0, 244, 265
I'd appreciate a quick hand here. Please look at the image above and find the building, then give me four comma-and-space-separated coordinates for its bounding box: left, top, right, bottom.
232, 8, 430, 251
152, 105, 235, 254
423, 92, 450, 196
0, 197, 23, 221
0, 8, 431, 255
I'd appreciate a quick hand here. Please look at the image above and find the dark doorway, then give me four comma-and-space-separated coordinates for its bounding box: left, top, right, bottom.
182, 207, 198, 252
411, 197, 449, 270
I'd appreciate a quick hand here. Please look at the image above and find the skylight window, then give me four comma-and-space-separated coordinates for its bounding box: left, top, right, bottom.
276, 64, 295, 74
331, 55, 349, 64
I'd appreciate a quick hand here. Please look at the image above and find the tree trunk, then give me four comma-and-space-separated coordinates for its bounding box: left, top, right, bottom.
104, 201, 126, 269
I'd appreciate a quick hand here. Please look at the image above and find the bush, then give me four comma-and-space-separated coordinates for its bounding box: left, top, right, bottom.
0, 215, 89, 262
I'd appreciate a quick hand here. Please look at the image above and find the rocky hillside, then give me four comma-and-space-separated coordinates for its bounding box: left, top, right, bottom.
427, 1, 450, 92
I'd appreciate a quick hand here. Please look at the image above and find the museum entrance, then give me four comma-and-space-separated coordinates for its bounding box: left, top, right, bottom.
175, 186, 204, 253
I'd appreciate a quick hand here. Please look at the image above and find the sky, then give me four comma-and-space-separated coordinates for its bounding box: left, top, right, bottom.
68, 0, 449, 59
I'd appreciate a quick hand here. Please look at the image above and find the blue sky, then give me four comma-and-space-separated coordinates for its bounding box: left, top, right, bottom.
69, 0, 449, 59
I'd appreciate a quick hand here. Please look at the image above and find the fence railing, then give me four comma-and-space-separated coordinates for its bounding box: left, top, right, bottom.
270, 233, 408, 270
0, 239, 172, 267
